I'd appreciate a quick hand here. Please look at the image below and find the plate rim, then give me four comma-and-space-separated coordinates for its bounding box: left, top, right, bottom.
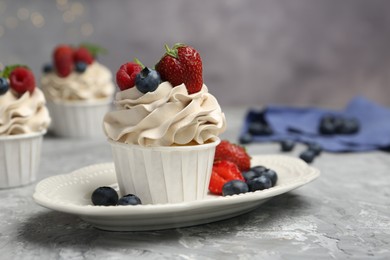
33, 154, 320, 217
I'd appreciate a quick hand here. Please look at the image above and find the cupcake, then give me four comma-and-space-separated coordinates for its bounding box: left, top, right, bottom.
0, 65, 51, 188
103, 44, 226, 204
41, 43, 115, 138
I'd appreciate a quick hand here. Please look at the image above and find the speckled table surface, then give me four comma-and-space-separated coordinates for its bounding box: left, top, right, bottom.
0, 108, 389, 260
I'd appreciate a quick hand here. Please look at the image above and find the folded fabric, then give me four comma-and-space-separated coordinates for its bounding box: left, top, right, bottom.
240, 96, 390, 152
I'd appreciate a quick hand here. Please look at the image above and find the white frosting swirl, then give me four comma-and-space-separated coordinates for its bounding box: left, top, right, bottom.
41, 61, 115, 101
103, 82, 226, 146
0, 88, 51, 135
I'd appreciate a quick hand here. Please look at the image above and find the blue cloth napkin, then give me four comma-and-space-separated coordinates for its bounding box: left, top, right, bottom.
240, 96, 390, 152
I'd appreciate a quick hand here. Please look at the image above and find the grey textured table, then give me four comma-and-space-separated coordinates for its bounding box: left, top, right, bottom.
1, 107, 389, 259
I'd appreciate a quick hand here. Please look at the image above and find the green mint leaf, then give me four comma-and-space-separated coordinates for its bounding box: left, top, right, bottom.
79, 42, 108, 57
0, 65, 28, 78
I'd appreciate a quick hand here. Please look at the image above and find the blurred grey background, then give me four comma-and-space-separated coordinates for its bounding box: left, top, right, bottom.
1, 0, 390, 108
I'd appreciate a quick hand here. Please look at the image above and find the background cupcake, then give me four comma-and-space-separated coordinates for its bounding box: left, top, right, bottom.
103, 44, 226, 205
41, 43, 115, 138
0, 65, 51, 188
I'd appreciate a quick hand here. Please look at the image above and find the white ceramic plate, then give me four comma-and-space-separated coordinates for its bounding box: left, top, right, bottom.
33, 155, 320, 231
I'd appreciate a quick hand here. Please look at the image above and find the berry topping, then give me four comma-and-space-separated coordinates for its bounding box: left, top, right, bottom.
116, 62, 142, 91
222, 180, 249, 196
91, 186, 119, 206
135, 67, 162, 93
247, 175, 272, 192
75, 62, 87, 73
0, 78, 9, 95
155, 43, 203, 94
53, 45, 74, 77
9, 67, 35, 95
214, 140, 251, 172
280, 140, 295, 152
208, 160, 244, 195
117, 194, 142, 206
42, 63, 53, 73
73, 47, 94, 65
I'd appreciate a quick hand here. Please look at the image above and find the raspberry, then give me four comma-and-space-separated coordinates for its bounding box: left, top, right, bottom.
116, 62, 142, 91
9, 67, 35, 95
53, 45, 74, 77
73, 47, 94, 65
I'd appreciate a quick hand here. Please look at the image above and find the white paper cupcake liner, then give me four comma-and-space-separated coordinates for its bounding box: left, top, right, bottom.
109, 139, 220, 205
47, 99, 111, 138
0, 132, 45, 189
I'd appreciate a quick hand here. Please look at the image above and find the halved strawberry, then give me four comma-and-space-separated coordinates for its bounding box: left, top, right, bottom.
209, 160, 244, 195
214, 140, 251, 172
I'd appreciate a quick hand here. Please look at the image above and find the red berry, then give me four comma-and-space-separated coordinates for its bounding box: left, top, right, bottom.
116, 62, 142, 91
155, 43, 203, 94
9, 67, 35, 95
53, 45, 74, 77
208, 160, 244, 195
73, 47, 94, 65
214, 140, 251, 172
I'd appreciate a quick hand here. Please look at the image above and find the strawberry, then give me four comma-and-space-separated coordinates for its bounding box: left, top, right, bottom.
73, 47, 94, 65
9, 67, 35, 95
209, 160, 244, 195
155, 43, 203, 94
116, 62, 142, 91
214, 140, 251, 172
53, 45, 74, 77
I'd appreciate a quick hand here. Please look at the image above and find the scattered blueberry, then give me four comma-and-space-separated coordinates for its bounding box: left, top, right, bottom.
0, 78, 9, 95
248, 122, 273, 136
280, 140, 295, 152
222, 180, 249, 196
339, 118, 359, 134
262, 169, 278, 186
91, 186, 119, 206
135, 67, 161, 93
299, 150, 316, 164
75, 62, 87, 73
319, 114, 360, 135
117, 194, 142, 205
308, 142, 322, 156
239, 132, 253, 144
247, 175, 272, 192
42, 63, 53, 73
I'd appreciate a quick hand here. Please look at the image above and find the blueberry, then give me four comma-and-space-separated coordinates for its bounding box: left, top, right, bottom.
339, 118, 359, 134
248, 122, 273, 136
299, 150, 316, 164
251, 165, 268, 175
239, 132, 253, 144
308, 142, 322, 156
280, 140, 295, 152
247, 175, 272, 192
75, 62, 87, 73
135, 67, 161, 93
262, 169, 278, 186
222, 180, 249, 196
0, 78, 9, 95
319, 115, 337, 135
242, 169, 261, 182
42, 63, 53, 73
117, 194, 142, 205
91, 186, 118, 206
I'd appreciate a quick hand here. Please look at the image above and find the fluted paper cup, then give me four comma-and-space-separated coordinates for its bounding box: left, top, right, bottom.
0, 131, 45, 189
47, 99, 111, 138
109, 138, 220, 205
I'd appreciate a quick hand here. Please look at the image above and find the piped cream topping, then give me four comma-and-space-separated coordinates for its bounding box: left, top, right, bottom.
103, 82, 226, 146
